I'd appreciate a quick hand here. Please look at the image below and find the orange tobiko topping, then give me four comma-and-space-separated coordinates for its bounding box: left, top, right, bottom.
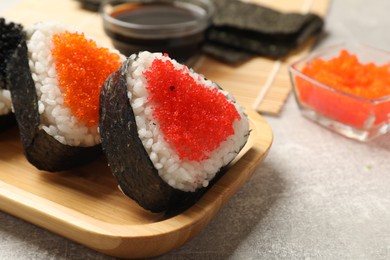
51, 31, 121, 126
144, 58, 240, 162
302, 50, 390, 99
296, 49, 390, 127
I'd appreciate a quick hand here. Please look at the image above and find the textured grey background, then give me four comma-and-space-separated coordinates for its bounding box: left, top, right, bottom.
1, 0, 390, 259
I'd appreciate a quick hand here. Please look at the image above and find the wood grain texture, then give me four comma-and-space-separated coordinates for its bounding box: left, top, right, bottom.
0, 110, 272, 258
1, 0, 329, 115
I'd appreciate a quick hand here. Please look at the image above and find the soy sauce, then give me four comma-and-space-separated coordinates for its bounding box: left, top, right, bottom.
113, 3, 199, 25
103, 2, 209, 64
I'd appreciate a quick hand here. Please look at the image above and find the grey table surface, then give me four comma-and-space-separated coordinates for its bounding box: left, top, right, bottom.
1, 0, 390, 259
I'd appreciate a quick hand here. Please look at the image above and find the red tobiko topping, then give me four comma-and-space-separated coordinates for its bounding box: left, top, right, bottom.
144, 58, 240, 162
51, 31, 122, 126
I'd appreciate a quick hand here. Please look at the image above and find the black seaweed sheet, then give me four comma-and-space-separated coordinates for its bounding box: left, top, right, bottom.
204, 0, 324, 64
202, 42, 254, 64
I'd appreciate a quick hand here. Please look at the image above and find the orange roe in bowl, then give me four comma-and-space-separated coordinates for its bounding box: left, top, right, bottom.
51, 31, 122, 126
302, 50, 390, 99
144, 58, 240, 162
295, 49, 390, 128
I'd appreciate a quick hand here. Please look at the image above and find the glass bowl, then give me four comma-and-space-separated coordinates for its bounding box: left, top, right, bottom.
289, 43, 390, 141
100, 0, 214, 64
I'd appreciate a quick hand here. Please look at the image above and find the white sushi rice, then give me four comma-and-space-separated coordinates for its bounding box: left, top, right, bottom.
126, 52, 250, 192
0, 89, 12, 115
26, 21, 124, 147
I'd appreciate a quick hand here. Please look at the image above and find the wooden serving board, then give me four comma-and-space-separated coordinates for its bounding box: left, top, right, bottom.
1, 0, 330, 115
0, 110, 272, 258
0, 0, 324, 257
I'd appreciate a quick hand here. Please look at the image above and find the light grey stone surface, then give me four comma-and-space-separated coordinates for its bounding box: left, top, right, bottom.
1, 0, 390, 259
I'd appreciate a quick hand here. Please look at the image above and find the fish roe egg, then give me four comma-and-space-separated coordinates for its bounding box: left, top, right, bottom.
51, 31, 121, 126
144, 58, 240, 162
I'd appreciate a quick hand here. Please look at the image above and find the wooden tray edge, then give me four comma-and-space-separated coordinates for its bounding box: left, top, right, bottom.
0, 110, 273, 258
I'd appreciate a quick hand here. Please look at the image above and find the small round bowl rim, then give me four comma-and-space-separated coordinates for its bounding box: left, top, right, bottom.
100, 0, 214, 34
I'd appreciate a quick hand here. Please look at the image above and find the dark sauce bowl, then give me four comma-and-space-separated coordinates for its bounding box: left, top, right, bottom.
100, 0, 214, 64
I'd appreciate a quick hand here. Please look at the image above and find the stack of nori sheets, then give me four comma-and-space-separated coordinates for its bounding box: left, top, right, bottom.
204, 0, 324, 64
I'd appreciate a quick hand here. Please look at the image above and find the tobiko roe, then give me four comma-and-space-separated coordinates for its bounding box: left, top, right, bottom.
52, 31, 122, 126
291, 47, 390, 139
144, 58, 240, 161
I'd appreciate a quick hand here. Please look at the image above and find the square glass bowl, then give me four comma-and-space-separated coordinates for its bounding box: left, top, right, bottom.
289, 43, 390, 141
